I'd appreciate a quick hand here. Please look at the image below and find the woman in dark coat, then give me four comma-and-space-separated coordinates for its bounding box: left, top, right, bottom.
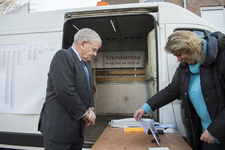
134, 30, 225, 150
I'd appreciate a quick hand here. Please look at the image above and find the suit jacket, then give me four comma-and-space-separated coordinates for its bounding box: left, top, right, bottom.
38, 47, 94, 143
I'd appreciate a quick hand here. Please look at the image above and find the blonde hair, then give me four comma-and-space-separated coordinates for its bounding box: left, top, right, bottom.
165, 30, 205, 63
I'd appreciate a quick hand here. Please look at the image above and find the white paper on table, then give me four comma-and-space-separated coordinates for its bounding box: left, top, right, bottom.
139, 118, 149, 134
148, 147, 170, 150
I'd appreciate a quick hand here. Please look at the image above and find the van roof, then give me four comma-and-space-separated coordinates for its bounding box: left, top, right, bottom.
0, 2, 217, 36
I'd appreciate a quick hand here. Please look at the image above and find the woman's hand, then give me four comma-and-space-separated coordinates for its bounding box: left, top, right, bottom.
200, 129, 216, 144
133, 108, 145, 122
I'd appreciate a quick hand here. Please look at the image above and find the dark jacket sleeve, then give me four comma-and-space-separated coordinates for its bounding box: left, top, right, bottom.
146, 72, 181, 111
49, 50, 87, 119
208, 109, 225, 140
207, 50, 225, 140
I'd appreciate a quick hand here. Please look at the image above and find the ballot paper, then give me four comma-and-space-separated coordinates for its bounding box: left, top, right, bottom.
148, 147, 170, 150
139, 118, 161, 146
139, 118, 150, 134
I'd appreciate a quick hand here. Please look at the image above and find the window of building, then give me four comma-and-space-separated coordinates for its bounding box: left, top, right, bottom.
201, 6, 225, 33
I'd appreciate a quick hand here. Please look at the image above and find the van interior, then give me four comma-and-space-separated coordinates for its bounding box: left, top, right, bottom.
62, 14, 157, 144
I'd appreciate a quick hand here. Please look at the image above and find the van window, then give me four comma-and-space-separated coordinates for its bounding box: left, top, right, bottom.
193, 30, 205, 38
175, 29, 206, 39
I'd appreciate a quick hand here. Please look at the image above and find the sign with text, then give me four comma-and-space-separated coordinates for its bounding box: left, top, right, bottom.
91, 51, 145, 68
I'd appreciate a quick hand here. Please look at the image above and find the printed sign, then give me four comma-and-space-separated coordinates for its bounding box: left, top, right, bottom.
91, 51, 145, 68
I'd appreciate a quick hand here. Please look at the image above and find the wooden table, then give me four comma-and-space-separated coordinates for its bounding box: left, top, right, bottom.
91, 126, 192, 150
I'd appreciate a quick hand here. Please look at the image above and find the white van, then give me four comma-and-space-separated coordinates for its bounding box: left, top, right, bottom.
0, 2, 219, 149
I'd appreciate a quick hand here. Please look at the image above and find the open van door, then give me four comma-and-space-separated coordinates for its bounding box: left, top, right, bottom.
145, 29, 157, 120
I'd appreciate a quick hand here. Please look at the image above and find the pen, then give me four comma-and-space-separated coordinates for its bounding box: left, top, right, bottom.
164, 127, 168, 130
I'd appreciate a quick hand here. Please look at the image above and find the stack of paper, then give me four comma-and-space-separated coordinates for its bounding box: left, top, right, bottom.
109, 118, 175, 133
109, 118, 153, 128
155, 124, 176, 133
155, 124, 175, 129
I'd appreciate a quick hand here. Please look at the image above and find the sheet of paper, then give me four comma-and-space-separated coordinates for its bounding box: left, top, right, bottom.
148, 147, 170, 150
155, 124, 175, 128
109, 118, 152, 128
163, 128, 175, 133
139, 118, 149, 134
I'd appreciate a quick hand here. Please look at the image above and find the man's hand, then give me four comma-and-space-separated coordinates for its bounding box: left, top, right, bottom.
133, 108, 145, 122
87, 107, 96, 125
200, 129, 216, 144
82, 112, 91, 126
82, 107, 96, 126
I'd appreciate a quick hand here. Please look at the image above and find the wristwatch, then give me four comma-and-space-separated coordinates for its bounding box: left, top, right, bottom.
91, 106, 94, 111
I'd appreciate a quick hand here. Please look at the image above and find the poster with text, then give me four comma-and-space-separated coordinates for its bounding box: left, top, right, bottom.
0, 41, 61, 114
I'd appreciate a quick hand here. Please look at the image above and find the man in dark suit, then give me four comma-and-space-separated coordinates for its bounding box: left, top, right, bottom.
38, 28, 102, 150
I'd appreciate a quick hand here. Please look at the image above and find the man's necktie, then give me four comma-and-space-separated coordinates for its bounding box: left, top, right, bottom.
81, 61, 91, 91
